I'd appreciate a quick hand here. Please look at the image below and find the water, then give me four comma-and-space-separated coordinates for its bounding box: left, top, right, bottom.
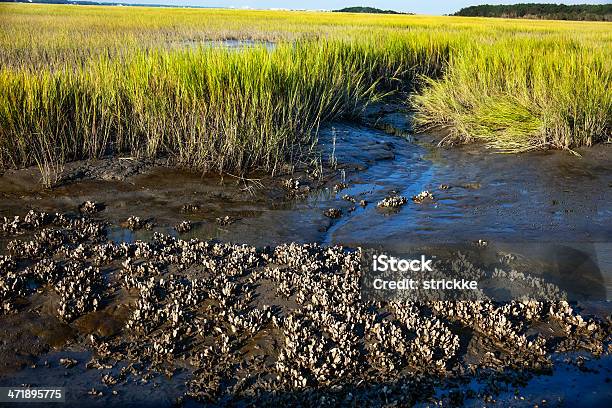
0, 350, 189, 407
170, 39, 276, 51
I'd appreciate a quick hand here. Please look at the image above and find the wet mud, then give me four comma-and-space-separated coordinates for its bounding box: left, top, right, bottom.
0, 104, 610, 406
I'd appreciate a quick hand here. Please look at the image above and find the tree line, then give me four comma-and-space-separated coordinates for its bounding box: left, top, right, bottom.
334, 7, 411, 15
454, 3, 612, 21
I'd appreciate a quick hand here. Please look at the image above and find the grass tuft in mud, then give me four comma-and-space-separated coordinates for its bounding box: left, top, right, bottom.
412, 38, 611, 151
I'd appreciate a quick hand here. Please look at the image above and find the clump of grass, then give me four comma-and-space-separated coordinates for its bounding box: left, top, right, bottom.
1, 38, 442, 173
412, 38, 611, 151
33, 135, 65, 189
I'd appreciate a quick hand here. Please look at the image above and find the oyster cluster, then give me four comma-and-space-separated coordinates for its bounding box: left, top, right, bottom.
1, 210, 56, 235
323, 208, 342, 218
412, 190, 435, 203
79, 201, 104, 215
174, 220, 192, 233
125, 216, 145, 231
333, 182, 348, 192
54, 261, 102, 321
342, 194, 356, 203
377, 195, 407, 209
60, 358, 78, 368
181, 203, 200, 213
215, 216, 235, 226
282, 178, 311, 198
0, 209, 610, 406
282, 178, 301, 190
1, 211, 105, 314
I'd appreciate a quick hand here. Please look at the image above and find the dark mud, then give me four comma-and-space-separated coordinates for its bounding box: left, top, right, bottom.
0, 210, 610, 407
0, 104, 610, 406
0, 350, 190, 407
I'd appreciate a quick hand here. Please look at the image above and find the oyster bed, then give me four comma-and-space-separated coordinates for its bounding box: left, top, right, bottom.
0, 209, 610, 406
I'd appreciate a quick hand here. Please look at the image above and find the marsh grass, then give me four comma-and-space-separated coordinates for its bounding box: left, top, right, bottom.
34, 138, 65, 189
0, 4, 610, 179
412, 38, 611, 151
0, 33, 452, 173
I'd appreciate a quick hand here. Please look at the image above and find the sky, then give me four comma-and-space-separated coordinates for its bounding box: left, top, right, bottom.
103, 1, 611, 15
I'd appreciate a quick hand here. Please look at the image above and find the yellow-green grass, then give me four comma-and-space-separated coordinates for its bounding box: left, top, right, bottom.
412, 37, 611, 151
0, 4, 610, 178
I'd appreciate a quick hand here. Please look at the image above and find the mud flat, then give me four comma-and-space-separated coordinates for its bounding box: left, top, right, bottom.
0, 208, 610, 406
0, 108, 610, 407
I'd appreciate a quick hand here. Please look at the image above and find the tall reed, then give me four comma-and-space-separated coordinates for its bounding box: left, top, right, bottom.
0, 37, 451, 172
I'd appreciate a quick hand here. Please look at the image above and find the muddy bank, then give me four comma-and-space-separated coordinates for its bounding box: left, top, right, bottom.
0, 105, 610, 406
1, 106, 610, 294
2, 113, 610, 249
0, 210, 610, 407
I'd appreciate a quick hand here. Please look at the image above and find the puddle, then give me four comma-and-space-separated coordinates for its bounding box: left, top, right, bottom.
169, 39, 276, 51
462, 353, 612, 407
0, 350, 189, 407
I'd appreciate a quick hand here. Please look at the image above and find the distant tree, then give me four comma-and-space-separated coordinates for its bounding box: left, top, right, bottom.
334, 6, 412, 15
454, 3, 612, 21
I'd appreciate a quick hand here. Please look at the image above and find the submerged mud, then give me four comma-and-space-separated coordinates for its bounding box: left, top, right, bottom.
0, 104, 610, 406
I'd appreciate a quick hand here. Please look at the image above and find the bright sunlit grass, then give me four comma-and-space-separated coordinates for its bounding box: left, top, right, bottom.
0, 3, 610, 179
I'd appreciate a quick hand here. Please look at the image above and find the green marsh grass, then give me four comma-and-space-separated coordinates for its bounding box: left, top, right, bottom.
0, 4, 610, 181
412, 37, 611, 151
